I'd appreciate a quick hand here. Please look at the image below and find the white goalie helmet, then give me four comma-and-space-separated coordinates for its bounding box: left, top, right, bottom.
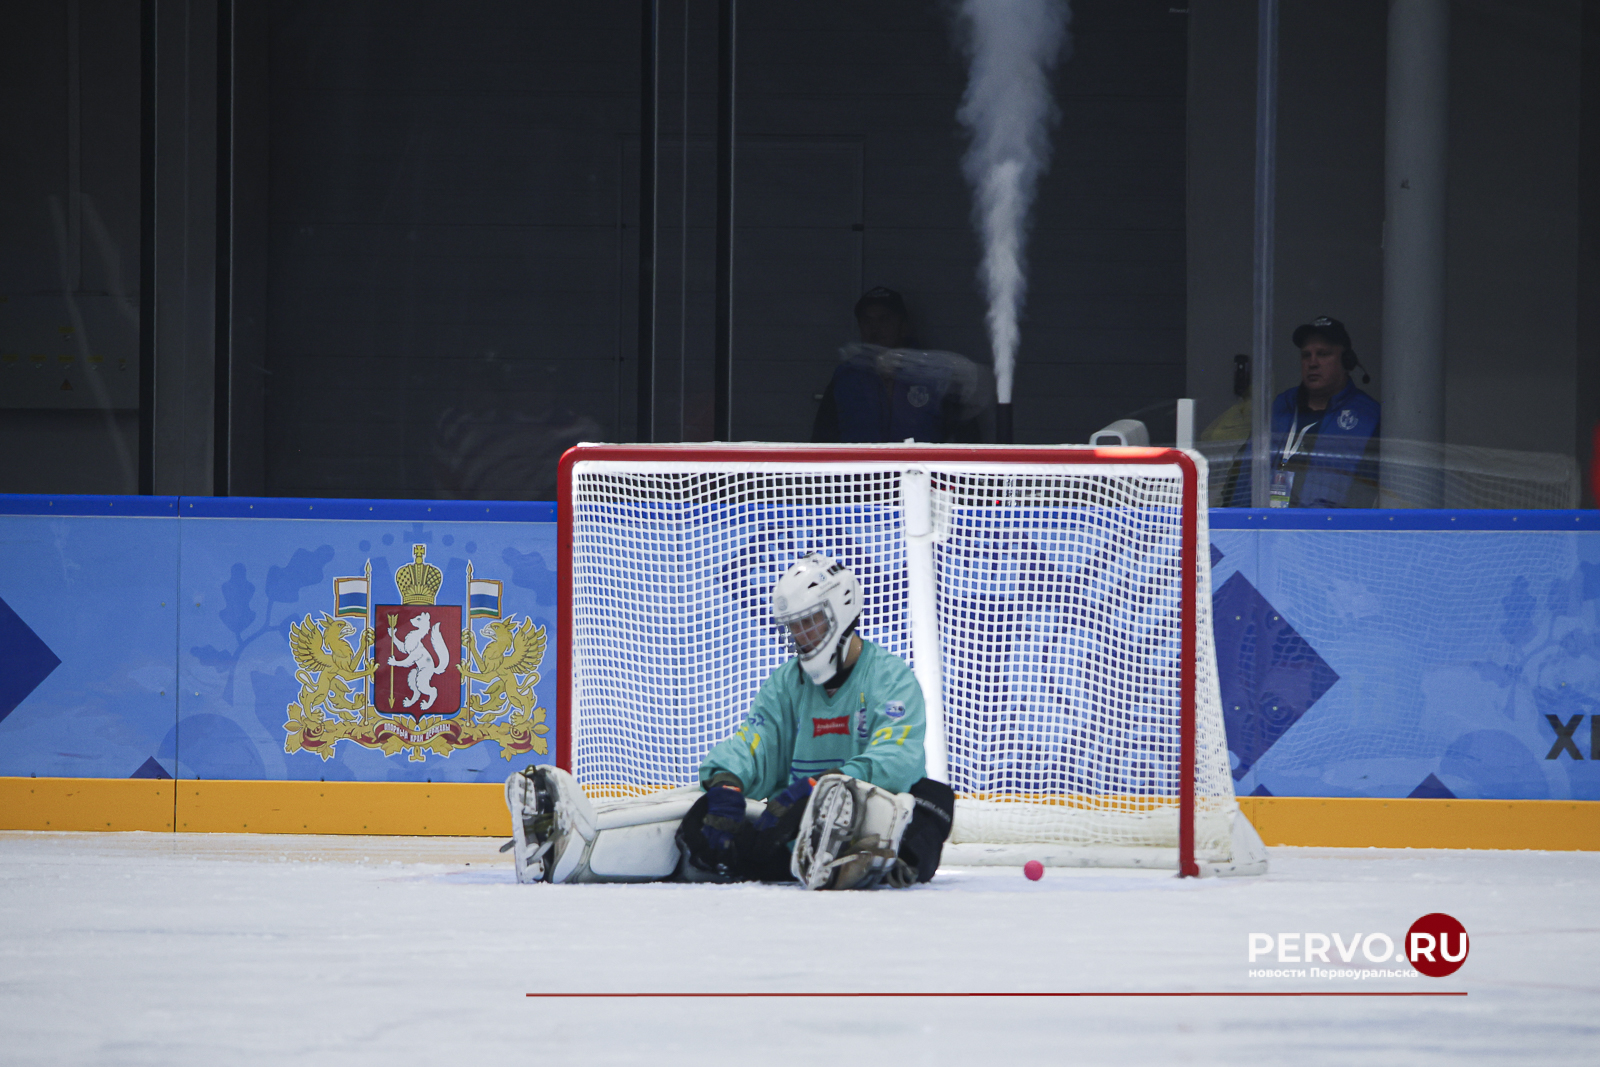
771, 553, 862, 687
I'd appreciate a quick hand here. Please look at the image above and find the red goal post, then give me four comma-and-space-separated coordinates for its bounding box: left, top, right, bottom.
557, 442, 1251, 877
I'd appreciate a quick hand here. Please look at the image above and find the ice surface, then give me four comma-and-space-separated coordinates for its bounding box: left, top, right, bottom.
1, 831, 1595, 1065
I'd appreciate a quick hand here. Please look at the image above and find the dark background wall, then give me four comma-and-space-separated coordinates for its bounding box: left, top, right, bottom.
3, 1, 1593, 502
726, 2, 1189, 447
252, 0, 1190, 500
256, 4, 639, 500
0, 0, 142, 494
1446, 0, 1583, 456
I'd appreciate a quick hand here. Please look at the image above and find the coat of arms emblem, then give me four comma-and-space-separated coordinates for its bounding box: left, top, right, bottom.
283, 545, 549, 762
375, 547, 462, 718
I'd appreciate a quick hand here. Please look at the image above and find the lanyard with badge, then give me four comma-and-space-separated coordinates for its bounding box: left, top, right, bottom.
1270, 410, 1318, 508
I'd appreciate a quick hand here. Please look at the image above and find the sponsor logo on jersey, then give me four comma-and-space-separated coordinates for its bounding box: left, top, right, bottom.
813, 714, 850, 737
854, 707, 870, 741
881, 701, 907, 720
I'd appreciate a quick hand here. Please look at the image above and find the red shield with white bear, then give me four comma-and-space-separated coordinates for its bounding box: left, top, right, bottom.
373, 604, 462, 720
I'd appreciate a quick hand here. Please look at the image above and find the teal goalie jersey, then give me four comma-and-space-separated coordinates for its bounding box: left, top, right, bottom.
697, 639, 926, 799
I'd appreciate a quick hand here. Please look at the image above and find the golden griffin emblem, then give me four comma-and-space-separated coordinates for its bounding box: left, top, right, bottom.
283, 549, 550, 762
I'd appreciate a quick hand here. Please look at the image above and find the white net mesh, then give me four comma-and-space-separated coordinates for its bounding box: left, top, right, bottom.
566, 449, 1237, 862
569, 466, 912, 797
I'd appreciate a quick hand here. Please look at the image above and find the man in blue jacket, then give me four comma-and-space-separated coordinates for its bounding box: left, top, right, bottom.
1228, 317, 1381, 508
812, 287, 984, 443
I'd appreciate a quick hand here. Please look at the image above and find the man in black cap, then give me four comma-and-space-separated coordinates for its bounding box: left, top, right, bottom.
1228, 316, 1381, 507
812, 288, 982, 443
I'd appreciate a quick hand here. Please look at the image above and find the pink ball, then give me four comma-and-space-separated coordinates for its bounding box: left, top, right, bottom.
1023, 860, 1044, 881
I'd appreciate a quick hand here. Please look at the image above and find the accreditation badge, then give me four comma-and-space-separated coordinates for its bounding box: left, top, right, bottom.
1269, 469, 1294, 508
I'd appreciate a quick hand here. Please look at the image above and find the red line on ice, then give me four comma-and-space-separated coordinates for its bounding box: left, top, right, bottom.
526, 991, 1467, 998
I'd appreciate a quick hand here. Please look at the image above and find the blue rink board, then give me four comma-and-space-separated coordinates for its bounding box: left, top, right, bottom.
1212, 514, 1599, 802
0, 496, 1595, 799
0, 497, 558, 784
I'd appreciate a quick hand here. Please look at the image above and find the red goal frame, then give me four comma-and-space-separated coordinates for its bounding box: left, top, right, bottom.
555, 443, 1203, 877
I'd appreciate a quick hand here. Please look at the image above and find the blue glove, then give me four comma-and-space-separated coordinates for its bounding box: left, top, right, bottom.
754, 776, 816, 833
701, 784, 748, 852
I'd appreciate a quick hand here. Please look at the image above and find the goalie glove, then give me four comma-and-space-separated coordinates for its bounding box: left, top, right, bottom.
702, 784, 748, 851
753, 776, 817, 834
676, 783, 753, 881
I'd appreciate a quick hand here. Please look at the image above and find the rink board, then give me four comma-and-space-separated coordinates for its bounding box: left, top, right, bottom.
0, 495, 559, 786
0, 497, 1597, 832
1209, 509, 1600, 804
1, 777, 1597, 850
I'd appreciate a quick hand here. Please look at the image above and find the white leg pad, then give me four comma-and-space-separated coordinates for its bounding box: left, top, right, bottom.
582, 788, 767, 881
587, 821, 683, 879
507, 775, 769, 884
576, 786, 700, 882
592, 786, 704, 830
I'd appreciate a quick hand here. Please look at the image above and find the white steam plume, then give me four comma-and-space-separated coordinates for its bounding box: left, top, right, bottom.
953, 0, 1071, 405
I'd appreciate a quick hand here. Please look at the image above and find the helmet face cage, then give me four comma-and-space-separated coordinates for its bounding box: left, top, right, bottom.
779, 603, 836, 658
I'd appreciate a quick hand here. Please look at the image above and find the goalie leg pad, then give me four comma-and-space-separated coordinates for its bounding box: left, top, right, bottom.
507, 771, 718, 884
564, 787, 709, 882
504, 765, 597, 884
791, 774, 917, 891
586, 820, 683, 880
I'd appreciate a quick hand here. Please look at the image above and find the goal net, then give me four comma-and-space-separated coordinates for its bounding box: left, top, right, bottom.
558, 443, 1258, 875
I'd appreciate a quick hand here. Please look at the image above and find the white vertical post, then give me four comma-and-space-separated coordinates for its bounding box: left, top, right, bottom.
1176, 398, 1195, 451
1250, 0, 1279, 508
901, 467, 947, 783
1383, 0, 1449, 507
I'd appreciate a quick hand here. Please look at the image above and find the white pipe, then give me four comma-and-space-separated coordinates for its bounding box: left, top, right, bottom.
1176, 398, 1195, 451
1250, 0, 1279, 508
1091, 419, 1150, 447
901, 467, 947, 783
1382, 0, 1449, 506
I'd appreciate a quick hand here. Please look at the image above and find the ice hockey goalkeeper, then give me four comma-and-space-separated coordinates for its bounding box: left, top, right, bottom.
504, 553, 954, 889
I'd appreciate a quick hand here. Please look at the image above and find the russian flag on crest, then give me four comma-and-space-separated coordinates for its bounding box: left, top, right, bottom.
334, 574, 369, 618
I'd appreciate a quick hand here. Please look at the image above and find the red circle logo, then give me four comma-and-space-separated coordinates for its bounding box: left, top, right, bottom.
1406, 913, 1469, 977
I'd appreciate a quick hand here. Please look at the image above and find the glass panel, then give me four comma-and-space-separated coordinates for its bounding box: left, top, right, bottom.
1193, 0, 1595, 508
11, 3, 1584, 503
0, 2, 141, 494
260, 4, 645, 501
729, 5, 1188, 448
